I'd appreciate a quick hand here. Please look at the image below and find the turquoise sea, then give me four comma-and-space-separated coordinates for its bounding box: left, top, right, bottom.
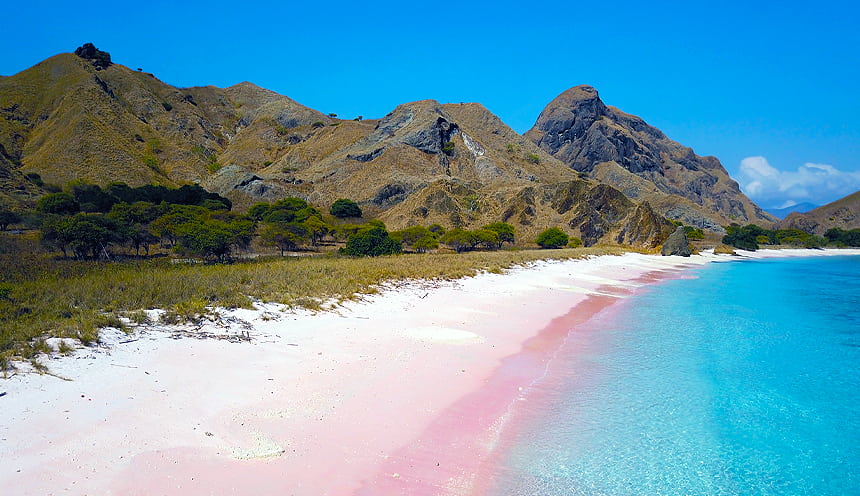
489, 255, 860, 495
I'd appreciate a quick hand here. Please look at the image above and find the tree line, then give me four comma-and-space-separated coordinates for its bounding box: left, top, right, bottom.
1, 183, 587, 262
722, 224, 860, 251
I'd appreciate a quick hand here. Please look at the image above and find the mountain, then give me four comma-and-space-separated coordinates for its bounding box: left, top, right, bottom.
775, 191, 860, 234
765, 202, 818, 219
525, 85, 776, 231
8, 46, 788, 248
205, 98, 674, 246
0, 51, 332, 195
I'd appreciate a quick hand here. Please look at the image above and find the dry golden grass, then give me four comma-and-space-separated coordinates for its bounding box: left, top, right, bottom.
0, 245, 628, 372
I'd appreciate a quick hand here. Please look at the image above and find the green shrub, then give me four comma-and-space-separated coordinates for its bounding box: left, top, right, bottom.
568, 237, 583, 248
525, 153, 541, 164
536, 227, 569, 249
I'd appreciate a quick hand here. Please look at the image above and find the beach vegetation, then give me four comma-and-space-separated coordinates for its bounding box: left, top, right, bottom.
536, 227, 569, 248
0, 236, 627, 373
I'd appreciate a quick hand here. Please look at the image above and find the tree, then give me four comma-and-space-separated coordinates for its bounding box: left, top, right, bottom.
0, 210, 21, 231
37, 192, 79, 215
722, 224, 759, 251
150, 205, 210, 247
40, 216, 74, 257
303, 216, 331, 246
44, 214, 120, 259
330, 198, 363, 218
72, 183, 116, 213
248, 202, 272, 221
343, 227, 401, 257
260, 223, 308, 255
393, 226, 434, 250
482, 222, 515, 248
412, 235, 438, 253
174, 220, 235, 262
473, 229, 500, 250
536, 227, 569, 249
440, 228, 478, 253
273, 197, 309, 212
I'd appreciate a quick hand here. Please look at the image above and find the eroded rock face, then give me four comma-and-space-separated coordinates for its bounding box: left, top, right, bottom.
527, 85, 775, 228
661, 226, 692, 256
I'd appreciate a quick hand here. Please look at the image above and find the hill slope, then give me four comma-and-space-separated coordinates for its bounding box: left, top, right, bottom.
0, 52, 330, 190
525, 85, 776, 231
775, 191, 860, 234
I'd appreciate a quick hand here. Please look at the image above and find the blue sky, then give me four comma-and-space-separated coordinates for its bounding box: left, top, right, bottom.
4, 0, 859, 208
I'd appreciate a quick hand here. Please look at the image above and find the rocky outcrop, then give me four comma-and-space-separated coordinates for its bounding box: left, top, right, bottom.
74, 43, 112, 70
661, 227, 692, 256
526, 85, 775, 229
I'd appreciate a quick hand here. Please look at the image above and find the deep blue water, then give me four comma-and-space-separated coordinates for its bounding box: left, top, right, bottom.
490, 255, 860, 495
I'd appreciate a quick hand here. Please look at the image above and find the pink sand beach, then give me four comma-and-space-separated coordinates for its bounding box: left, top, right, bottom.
3, 250, 855, 495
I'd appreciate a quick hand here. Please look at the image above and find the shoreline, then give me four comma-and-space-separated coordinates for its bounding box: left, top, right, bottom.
1, 249, 858, 495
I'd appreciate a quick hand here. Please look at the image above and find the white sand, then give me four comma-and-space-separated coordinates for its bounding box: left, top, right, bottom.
0, 249, 856, 495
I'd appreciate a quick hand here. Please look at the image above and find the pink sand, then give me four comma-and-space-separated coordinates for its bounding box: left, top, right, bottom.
0, 253, 730, 495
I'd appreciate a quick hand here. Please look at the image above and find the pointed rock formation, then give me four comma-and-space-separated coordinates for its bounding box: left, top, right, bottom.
526, 85, 775, 231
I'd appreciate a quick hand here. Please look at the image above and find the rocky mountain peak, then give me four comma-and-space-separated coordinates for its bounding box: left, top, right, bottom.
73, 43, 112, 70
526, 85, 776, 229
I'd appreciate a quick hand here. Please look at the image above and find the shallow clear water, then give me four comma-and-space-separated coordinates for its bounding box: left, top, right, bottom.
490, 256, 860, 495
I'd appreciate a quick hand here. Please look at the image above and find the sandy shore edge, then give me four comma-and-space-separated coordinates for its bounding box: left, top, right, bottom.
1, 248, 858, 495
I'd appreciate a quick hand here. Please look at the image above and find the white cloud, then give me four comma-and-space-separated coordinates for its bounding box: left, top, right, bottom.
737, 156, 860, 208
